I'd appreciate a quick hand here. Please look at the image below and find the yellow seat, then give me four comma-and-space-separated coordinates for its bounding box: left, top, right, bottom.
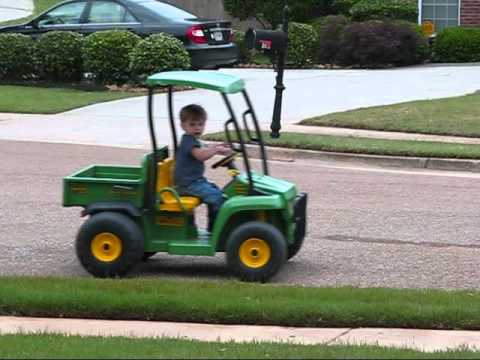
156, 158, 201, 212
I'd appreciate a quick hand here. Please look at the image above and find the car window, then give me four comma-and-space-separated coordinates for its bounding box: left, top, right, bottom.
38, 1, 87, 26
137, 0, 196, 19
87, 1, 137, 23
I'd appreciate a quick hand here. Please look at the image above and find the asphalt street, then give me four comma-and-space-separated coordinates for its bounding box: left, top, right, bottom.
1, 140, 479, 289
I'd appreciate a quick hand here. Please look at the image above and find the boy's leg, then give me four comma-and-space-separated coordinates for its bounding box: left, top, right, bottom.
181, 179, 225, 231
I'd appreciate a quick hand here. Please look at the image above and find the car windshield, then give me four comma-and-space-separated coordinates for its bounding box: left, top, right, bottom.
138, 1, 196, 19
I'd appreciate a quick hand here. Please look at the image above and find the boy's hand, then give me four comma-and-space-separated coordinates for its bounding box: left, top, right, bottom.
215, 145, 233, 156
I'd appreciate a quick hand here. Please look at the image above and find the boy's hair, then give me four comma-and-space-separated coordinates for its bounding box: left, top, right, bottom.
180, 104, 207, 123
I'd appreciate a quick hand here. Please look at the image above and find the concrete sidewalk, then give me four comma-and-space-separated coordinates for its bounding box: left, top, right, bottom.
0, 0, 33, 21
1, 316, 479, 352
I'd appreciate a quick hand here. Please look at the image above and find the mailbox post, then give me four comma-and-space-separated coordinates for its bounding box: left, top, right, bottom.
245, 5, 289, 138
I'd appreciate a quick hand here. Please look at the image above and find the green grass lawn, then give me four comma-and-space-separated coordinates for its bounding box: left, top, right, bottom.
301, 93, 480, 138
0, 85, 140, 114
1, 334, 479, 359
0, 0, 60, 26
2, 277, 480, 330
204, 131, 480, 159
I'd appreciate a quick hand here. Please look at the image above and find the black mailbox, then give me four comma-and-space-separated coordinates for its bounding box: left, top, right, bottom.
245, 28, 288, 52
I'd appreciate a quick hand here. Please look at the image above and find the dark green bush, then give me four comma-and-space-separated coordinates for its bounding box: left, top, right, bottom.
394, 20, 431, 63
350, 0, 418, 22
83, 30, 141, 84
0, 34, 35, 80
332, 0, 361, 16
337, 21, 427, 68
315, 15, 349, 64
433, 27, 480, 63
233, 30, 251, 64
129, 33, 190, 79
287, 22, 318, 67
223, 0, 334, 28
34, 31, 83, 81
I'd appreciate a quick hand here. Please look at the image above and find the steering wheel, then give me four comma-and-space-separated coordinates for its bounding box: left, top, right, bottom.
211, 153, 237, 169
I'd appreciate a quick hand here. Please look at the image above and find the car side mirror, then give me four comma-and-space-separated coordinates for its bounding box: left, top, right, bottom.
30, 20, 39, 29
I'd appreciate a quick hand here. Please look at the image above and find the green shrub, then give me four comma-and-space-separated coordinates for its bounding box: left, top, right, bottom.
288, 22, 318, 67
129, 33, 190, 79
315, 15, 349, 64
34, 31, 83, 81
223, 0, 334, 28
332, 0, 361, 16
233, 30, 251, 64
433, 27, 480, 63
337, 21, 427, 68
350, 0, 418, 22
0, 34, 35, 80
83, 30, 141, 84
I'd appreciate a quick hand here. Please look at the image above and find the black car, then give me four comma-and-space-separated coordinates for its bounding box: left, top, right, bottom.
0, 0, 238, 69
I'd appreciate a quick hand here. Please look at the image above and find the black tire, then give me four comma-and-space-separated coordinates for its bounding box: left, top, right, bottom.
142, 252, 157, 261
226, 221, 287, 283
287, 236, 305, 260
76, 212, 144, 278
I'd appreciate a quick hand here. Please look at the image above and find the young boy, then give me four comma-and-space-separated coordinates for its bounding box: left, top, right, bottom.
174, 104, 232, 231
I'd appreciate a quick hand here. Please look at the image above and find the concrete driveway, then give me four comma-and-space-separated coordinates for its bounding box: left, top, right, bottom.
0, 0, 33, 21
1, 65, 480, 148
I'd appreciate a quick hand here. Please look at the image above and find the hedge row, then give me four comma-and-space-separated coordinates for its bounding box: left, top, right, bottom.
315, 17, 429, 67
236, 17, 428, 68
0, 30, 191, 84
223, 0, 417, 28
433, 27, 480, 63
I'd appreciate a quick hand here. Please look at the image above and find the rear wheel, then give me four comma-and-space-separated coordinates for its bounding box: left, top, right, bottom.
76, 212, 144, 278
142, 252, 157, 261
226, 222, 287, 282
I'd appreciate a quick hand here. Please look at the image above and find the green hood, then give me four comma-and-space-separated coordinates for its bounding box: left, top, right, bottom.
239, 172, 297, 201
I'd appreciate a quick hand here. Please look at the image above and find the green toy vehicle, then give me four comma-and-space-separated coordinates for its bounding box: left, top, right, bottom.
63, 71, 307, 282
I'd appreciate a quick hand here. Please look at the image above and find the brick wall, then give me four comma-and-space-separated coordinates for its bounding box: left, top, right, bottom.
460, 0, 480, 26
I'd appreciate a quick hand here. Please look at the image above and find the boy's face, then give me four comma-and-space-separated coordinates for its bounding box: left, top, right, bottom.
181, 117, 206, 138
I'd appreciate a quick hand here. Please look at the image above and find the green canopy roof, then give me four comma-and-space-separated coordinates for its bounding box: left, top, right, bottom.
146, 71, 245, 94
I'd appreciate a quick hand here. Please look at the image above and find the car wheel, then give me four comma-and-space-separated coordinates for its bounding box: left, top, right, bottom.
226, 221, 287, 283
142, 252, 157, 261
76, 212, 144, 278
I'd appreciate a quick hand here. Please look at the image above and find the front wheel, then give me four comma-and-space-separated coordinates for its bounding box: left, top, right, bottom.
226, 222, 287, 282
76, 212, 144, 278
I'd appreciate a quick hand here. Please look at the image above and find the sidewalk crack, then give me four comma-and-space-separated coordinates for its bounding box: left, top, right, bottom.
325, 328, 354, 345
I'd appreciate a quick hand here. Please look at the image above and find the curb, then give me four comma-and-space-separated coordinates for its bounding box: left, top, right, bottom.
241, 144, 480, 173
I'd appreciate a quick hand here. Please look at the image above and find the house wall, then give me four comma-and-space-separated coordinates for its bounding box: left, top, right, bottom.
460, 0, 480, 26
163, 0, 261, 30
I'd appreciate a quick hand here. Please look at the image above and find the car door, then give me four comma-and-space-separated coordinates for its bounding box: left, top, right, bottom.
82, 0, 141, 36
27, 1, 88, 38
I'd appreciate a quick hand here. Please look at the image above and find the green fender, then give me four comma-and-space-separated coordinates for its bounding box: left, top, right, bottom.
210, 194, 285, 249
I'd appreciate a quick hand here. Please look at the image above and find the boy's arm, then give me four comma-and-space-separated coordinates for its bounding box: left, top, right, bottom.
191, 144, 232, 162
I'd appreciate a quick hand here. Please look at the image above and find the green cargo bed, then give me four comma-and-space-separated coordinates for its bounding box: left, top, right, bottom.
63, 165, 145, 208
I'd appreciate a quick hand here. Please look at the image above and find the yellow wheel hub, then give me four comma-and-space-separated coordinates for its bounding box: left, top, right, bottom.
91, 233, 122, 262
239, 238, 271, 269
